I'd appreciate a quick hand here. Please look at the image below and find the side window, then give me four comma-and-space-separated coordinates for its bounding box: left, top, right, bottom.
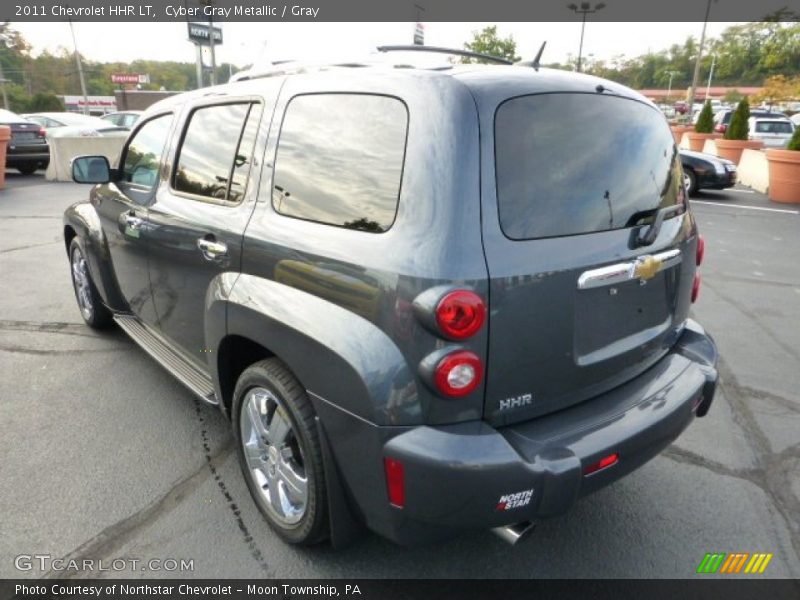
121, 114, 173, 191
173, 102, 260, 203
272, 94, 408, 233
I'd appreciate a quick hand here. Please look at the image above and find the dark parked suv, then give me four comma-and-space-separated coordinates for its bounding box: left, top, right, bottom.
65, 49, 718, 547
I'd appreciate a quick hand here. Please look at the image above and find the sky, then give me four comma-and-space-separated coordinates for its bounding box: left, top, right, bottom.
11, 21, 740, 69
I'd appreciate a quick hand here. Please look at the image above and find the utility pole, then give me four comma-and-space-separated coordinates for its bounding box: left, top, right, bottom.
567, 2, 606, 73
67, 17, 89, 114
687, 0, 713, 121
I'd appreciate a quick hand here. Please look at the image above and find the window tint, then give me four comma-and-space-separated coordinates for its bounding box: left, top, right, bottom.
173, 103, 253, 202
755, 121, 792, 134
272, 94, 408, 233
495, 93, 682, 240
122, 114, 173, 190
228, 104, 263, 204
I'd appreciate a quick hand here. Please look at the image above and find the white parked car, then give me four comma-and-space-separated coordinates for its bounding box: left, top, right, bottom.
22, 112, 128, 138
791, 113, 800, 128
748, 117, 795, 149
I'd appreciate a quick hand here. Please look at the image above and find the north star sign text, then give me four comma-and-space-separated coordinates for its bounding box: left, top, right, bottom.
166, 5, 320, 18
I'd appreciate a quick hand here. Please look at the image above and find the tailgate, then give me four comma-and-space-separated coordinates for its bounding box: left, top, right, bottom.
481, 91, 698, 427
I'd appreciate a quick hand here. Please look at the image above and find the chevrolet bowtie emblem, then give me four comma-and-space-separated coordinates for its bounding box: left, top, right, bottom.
633, 255, 661, 281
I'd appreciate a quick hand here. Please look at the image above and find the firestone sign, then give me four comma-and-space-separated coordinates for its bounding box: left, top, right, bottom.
111, 74, 150, 85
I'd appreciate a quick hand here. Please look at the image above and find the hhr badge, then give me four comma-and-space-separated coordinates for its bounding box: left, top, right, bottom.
496, 489, 534, 511
499, 393, 532, 411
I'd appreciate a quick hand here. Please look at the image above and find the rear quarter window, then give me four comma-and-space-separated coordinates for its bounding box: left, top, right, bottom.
272, 93, 408, 233
495, 93, 682, 240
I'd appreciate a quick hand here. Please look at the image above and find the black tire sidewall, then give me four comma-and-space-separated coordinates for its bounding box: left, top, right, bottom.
68, 238, 112, 329
232, 359, 327, 545
686, 169, 698, 196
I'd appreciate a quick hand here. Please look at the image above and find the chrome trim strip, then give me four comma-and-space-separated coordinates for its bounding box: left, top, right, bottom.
577, 248, 682, 290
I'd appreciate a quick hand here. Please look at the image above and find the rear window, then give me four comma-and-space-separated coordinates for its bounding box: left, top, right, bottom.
755, 121, 793, 134
495, 93, 682, 240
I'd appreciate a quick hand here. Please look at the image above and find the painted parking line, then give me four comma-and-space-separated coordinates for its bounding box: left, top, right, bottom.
691, 200, 800, 215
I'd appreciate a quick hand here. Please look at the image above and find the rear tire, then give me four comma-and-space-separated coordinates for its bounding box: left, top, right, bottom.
69, 238, 112, 329
683, 169, 699, 197
232, 358, 329, 545
16, 164, 37, 175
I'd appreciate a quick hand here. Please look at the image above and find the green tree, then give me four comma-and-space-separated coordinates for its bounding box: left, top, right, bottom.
724, 89, 744, 103
725, 98, 750, 140
462, 25, 520, 64
787, 126, 800, 151
695, 101, 714, 133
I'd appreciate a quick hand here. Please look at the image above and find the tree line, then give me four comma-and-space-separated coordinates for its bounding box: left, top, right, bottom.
1, 21, 799, 112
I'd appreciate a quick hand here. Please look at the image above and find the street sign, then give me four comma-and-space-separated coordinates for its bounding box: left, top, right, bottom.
413, 22, 425, 45
188, 22, 223, 45
111, 74, 150, 85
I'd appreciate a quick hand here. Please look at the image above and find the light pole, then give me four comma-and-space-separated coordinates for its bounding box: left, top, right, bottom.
666, 70, 679, 104
567, 2, 606, 73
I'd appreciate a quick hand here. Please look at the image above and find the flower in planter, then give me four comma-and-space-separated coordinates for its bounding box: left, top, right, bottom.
694, 101, 715, 133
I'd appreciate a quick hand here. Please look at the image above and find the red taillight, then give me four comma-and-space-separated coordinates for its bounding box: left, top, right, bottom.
584, 453, 619, 475
434, 350, 483, 397
37, 127, 46, 138
715, 124, 727, 133
384, 457, 405, 508
696, 235, 705, 266
691, 273, 701, 303
435, 290, 486, 340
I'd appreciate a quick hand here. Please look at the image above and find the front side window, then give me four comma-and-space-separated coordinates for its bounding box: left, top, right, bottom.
173, 103, 258, 202
272, 94, 408, 233
122, 114, 173, 191
495, 93, 681, 240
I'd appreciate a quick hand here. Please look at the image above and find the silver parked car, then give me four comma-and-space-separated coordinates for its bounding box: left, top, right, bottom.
748, 117, 795, 149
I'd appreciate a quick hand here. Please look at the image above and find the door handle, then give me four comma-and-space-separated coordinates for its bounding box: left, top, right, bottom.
124, 214, 144, 230
197, 238, 228, 261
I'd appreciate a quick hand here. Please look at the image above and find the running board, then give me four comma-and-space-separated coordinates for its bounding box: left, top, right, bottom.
114, 314, 218, 405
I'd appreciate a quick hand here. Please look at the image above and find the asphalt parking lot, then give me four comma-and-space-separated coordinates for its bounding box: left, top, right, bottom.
1, 171, 799, 579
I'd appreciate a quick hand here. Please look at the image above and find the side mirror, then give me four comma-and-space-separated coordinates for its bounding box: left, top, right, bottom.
72, 155, 111, 184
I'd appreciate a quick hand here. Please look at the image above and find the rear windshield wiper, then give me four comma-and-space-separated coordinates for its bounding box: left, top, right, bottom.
634, 204, 684, 247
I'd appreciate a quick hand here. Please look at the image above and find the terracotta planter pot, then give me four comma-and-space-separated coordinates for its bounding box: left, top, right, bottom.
714, 139, 764, 165
766, 149, 800, 204
686, 132, 722, 152
670, 125, 693, 145
0, 126, 10, 190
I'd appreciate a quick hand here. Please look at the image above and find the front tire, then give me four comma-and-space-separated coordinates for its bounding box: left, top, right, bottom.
69, 238, 112, 329
232, 358, 328, 545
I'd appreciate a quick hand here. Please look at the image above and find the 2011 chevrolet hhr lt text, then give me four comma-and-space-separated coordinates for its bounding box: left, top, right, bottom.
64, 47, 718, 547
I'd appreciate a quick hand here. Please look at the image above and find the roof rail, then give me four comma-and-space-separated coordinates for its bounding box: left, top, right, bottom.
230, 60, 370, 82
376, 45, 513, 65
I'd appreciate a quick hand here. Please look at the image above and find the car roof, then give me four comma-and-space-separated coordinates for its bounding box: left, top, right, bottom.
144, 60, 654, 115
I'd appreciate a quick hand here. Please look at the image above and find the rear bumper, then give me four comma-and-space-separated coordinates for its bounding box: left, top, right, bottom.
318, 319, 717, 545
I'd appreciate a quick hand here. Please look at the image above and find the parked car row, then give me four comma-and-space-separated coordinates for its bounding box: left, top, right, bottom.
2, 110, 140, 175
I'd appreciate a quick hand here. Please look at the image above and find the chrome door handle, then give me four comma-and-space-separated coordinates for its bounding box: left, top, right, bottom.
197, 238, 228, 261
124, 214, 144, 229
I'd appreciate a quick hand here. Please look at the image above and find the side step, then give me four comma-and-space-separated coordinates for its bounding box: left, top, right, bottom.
114, 314, 218, 405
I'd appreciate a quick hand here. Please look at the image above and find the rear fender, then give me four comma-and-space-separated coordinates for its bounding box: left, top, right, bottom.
212, 273, 421, 427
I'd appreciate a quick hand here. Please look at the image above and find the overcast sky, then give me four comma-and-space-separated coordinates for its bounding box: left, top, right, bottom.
12, 21, 739, 69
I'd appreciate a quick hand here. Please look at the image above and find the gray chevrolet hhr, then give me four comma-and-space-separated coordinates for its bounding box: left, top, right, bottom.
65, 47, 718, 547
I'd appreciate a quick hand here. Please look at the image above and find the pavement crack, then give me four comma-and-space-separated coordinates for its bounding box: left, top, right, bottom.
0, 240, 60, 254
193, 399, 272, 575
41, 442, 233, 580
0, 344, 131, 356
0, 320, 112, 340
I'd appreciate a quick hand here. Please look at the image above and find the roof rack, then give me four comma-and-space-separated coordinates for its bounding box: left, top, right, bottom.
376, 45, 513, 65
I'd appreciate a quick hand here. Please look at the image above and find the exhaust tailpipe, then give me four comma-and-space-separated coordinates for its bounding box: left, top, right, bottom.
491, 521, 536, 545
